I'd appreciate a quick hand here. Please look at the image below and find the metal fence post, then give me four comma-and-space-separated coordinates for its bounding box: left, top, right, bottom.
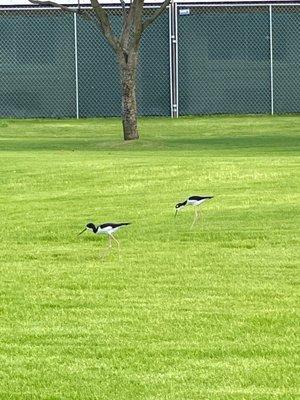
74, 12, 79, 119
269, 5, 274, 115
169, 4, 173, 117
169, 0, 179, 118
175, 2, 179, 118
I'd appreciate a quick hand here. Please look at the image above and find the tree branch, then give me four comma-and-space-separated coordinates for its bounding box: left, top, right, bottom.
142, 0, 170, 32
132, 0, 144, 50
119, 0, 126, 17
120, 3, 135, 60
28, 0, 74, 13
120, 0, 130, 45
90, 0, 121, 53
29, 0, 101, 31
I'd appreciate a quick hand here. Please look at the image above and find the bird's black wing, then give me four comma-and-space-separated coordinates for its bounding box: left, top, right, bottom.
189, 195, 213, 201
99, 222, 130, 229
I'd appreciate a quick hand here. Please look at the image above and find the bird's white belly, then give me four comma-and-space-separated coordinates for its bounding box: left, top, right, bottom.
102, 226, 112, 233
98, 226, 120, 235
188, 199, 205, 206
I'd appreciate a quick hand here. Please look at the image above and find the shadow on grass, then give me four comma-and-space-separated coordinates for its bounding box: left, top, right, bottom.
0, 134, 299, 154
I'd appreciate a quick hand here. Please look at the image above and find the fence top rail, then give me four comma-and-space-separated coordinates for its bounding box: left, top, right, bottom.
2, 0, 164, 7
176, 2, 300, 6
0, 4, 170, 10
175, 0, 300, 3
1, 2, 299, 10
1, 0, 300, 6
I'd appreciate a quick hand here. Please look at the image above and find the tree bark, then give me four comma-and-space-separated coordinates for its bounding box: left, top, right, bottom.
119, 53, 139, 141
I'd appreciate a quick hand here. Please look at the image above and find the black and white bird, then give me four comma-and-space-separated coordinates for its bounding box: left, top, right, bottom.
78, 222, 130, 255
175, 195, 213, 227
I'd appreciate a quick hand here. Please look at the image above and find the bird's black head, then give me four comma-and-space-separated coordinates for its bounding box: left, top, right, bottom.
175, 200, 187, 209
86, 222, 95, 230
78, 222, 96, 236
174, 200, 187, 216
86, 223, 97, 233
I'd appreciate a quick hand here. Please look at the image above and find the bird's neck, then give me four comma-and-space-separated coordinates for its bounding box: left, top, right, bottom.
91, 225, 98, 233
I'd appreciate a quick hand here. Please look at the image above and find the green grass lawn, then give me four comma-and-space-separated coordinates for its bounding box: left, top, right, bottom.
0, 115, 299, 399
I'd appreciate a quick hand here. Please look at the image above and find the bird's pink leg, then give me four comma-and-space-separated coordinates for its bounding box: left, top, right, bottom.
191, 207, 200, 228
100, 235, 112, 258
110, 234, 120, 249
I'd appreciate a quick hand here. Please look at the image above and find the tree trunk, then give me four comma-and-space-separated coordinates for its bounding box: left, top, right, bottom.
119, 53, 139, 141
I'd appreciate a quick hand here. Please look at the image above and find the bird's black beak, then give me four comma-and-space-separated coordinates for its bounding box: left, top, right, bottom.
78, 227, 87, 236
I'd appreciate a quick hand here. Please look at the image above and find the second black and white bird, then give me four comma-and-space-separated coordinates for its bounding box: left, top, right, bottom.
175, 195, 213, 227
78, 222, 130, 255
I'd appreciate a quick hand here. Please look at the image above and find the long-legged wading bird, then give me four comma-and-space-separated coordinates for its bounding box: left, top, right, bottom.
78, 222, 130, 255
175, 195, 213, 227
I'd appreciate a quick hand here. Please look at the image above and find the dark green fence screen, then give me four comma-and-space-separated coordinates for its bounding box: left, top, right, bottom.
273, 6, 300, 113
0, 4, 299, 118
0, 10, 76, 117
77, 9, 170, 117
0, 7, 170, 118
178, 6, 271, 115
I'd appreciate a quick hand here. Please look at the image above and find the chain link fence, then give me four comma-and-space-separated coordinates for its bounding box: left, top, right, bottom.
177, 3, 300, 116
273, 5, 300, 114
0, 9, 76, 117
76, 7, 170, 117
178, 5, 271, 115
0, 3, 299, 118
